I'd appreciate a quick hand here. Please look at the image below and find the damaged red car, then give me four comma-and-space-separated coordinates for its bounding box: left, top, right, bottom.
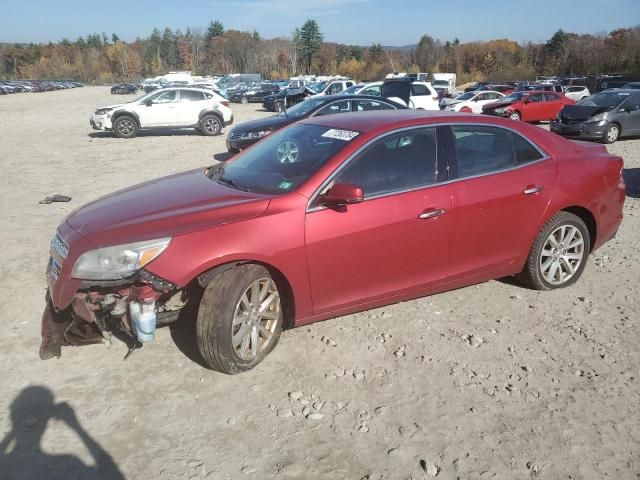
42, 110, 625, 374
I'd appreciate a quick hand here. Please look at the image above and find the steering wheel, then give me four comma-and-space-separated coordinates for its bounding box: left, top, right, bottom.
275, 140, 300, 164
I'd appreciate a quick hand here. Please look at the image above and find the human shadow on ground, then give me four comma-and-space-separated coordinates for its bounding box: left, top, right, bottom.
0, 386, 125, 480
623, 167, 639, 199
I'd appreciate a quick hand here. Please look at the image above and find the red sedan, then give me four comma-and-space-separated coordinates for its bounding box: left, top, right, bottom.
486, 91, 575, 122
41, 111, 625, 373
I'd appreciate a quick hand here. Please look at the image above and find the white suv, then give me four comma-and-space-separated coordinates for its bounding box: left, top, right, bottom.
91, 87, 234, 138
358, 81, 440, 110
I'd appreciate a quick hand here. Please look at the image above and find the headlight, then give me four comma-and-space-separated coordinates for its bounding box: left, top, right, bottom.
240, 130, 271, 140
494, 107, 505, 115
71, 238, 171, 280
585, 113, 606, 124
95, 107, 113, 115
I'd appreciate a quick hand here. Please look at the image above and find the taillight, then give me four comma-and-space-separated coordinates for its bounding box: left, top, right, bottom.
432, 95, 439, 101
619, 165, 626, 190
220, 100, 230, 107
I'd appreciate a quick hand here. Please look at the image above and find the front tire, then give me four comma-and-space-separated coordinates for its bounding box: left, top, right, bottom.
200, 115, 222, 136
275, 102, 285, 112
112, 116, 138, 138
240, 96, 249, 104
509, 111, 521, 121
520, 211, 590, 290
196, 265, 283, 374
602, 123, 620, 144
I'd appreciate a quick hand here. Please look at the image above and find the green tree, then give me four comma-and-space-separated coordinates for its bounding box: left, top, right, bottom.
205, 20, 225, 42
297, 19, 323, 74
112, 33, 121, 43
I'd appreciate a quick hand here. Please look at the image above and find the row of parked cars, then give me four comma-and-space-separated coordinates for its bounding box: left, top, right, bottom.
0, 80, 84, 94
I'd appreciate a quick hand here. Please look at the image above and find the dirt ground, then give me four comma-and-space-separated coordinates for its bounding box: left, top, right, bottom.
0, 87, 638, 480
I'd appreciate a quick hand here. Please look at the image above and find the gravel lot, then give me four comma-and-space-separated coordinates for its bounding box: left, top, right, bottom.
0, 86, 638, 480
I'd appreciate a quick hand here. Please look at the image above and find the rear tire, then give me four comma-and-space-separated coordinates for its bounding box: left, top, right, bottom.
200, 115, 222, 136
240, 96, 249, 104
519, 211, 590, 290
196, 265, 283, 374
112, 116, 138, 138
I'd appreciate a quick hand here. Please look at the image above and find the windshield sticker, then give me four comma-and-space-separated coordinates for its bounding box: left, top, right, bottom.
321, 129, 360, 141
276, 180, 294, 190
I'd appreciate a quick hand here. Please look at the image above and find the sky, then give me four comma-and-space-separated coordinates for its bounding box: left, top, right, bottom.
1, 0, 639, 46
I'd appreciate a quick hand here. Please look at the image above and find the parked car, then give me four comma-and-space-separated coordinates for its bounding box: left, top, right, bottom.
483, 91, 574, 121
444, 91, 505, 113
550, 89, 640, 143
519, 83, 564, 93
40, 110, 625, 373
310, 80, 355, 96
482, 91, 531, 117
90, 87, 233, 138
464, 81, 491, 92
111, 83, 138, 95
338, 84, 367, 95
375, 78, 440, 110
476, 84, 514, 95
226, 95, 405, 152
562, 85, 590, 102
229, 83, 280, 104
262, 85, 316, 112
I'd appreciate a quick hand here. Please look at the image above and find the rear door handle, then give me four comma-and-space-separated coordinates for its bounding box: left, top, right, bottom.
418, 208, 446, 219
523, 185, 544, 195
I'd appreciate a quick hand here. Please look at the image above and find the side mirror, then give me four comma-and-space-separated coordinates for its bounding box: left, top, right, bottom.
145, 99, 153, 106
321, 182, 364, 207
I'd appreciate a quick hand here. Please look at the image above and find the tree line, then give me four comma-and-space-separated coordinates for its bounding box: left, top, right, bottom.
1, 20, 639, 84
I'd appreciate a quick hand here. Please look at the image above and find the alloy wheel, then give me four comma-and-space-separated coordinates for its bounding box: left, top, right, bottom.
231, 278, 280, 361
509, 111, 521, 121
203, 117, 221, 134
539, 225, 585, 286
606, 125, 619, 143
275, 141, 300, 163
117, 119, 135, 136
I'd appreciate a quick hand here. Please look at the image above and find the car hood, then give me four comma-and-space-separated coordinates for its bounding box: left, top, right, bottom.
483, 99, 517, 110
560, 105, 612, 121
230, 116, 292, 133
66, 169, 271, 246
97, 103, 127, 110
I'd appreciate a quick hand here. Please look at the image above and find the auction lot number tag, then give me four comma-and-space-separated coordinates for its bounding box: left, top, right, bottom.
321, 129, 360, 141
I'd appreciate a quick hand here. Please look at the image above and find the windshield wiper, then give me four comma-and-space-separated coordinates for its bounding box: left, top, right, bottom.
216, 176, 249, 191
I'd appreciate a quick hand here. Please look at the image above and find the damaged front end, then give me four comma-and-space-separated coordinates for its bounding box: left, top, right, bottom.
40, 270, 184, 360
40, 227, 184, 360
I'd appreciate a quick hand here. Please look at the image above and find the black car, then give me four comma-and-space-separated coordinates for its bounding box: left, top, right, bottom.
227, 95, 405, 152
230, 83, 280, 104
111, 83, 138, 94
262, 84, 317, 112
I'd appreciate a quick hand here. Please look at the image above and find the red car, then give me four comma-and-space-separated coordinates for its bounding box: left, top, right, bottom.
41, 111, 625, 373
484, 91, 574, 122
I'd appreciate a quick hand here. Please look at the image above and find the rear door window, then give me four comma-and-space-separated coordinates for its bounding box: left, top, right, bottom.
411, 84, 431, 96
179, 89, 205, 102
450, 125, 544, 178
353, 99, 396, 111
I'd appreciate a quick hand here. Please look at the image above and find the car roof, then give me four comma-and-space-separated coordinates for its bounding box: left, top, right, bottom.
300, 109, 513, 134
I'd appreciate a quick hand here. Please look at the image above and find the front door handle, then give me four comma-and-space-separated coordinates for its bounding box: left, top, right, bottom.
523, 185, 544, 195
418, 208, 446, 219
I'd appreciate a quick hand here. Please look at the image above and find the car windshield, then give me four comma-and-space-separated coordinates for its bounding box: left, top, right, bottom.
433, 80, 449, 86
578, 92, 630, 108
208, 124, 358, 195
278, 97, 327, 117
341, 85, 360, 94
455, 92, 476, 101
501, 92, 527, 102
